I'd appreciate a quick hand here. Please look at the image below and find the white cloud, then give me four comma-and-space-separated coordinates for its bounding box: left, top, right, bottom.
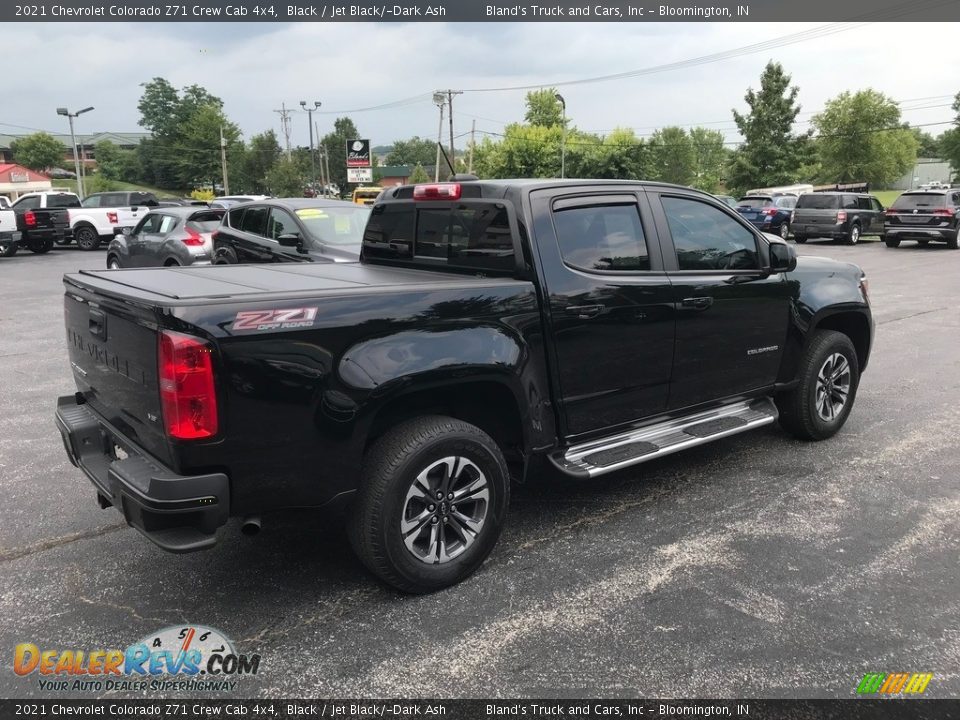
3, 22, 957, 148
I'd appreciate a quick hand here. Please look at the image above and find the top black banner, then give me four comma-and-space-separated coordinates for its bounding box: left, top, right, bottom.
5, 0, 960, 22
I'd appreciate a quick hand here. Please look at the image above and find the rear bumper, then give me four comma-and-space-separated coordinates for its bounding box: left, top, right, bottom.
885, 226, 957, 241
793, 222, 846, 238
55, 395, 229, 553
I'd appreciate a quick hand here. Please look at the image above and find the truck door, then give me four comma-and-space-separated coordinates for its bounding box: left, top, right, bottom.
530, 189, 675, 439
649, 191, 791, 410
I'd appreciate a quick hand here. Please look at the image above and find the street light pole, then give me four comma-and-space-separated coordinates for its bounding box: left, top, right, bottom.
433, 92, 446, 182
554, 93, 566, 180
56, 106, 94, 199
300, 100, 321, 195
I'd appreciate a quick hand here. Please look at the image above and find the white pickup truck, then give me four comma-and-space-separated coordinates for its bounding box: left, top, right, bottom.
13, 191, 152, 251
0, 207, 21, 257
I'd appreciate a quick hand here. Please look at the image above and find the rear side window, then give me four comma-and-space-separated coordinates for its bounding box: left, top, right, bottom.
797, 194, 840, 209
226, 207, 245, 228
553, 204, 650, 272
48, 194, 81, 208
239, 206, 268, 236
857, 197, 873, 210
158, 215, 178, 234
363, 203, 515, 272
892, 193, 947, 209
131, 192, 157, 207
841, 195, 859, 210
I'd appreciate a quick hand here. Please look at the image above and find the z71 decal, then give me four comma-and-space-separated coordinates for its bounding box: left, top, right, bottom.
231, 307, 319, 332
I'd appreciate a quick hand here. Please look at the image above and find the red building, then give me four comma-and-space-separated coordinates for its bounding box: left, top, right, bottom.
0, 164, 53, 202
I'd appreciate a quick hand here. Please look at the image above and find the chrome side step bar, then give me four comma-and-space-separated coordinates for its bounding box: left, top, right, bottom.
549, 398, 779, 479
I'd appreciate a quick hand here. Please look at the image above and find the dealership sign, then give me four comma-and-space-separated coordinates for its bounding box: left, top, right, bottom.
10, 171, 29, 183
346, 139, 371, 167
347, 167, 373, 184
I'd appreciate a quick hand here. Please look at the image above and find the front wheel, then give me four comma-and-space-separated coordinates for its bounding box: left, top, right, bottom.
75, 226, 101, 251
776, 330, 860, 441
106, 255, 121, 269
348, 415, 510, 593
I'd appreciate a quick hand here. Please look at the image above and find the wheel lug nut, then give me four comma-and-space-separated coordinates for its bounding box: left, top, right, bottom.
428, 504, 435, 511
436, 492, 443, 500
431, 517, 439, 524
447, 493, 453, 500
450, 505, 456, 513
442, 517, 448, 523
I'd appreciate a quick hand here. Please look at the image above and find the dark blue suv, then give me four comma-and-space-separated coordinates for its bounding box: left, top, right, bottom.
735, 194, 797, 239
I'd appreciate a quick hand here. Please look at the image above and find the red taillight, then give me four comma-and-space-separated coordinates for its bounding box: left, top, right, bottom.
413, 183, 462, 201
884, 209, 897, 217
837, 210, 847, 222
181, 227, 204, 246
158, 330, 218, 440
764, 208, 778, 216
931, 209, 954, 217
107, 212, 118, 224
24, 210, 36, 227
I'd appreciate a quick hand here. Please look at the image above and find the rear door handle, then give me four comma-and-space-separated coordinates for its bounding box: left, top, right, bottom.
681, 297, 713, 310
565, 304, 604, 319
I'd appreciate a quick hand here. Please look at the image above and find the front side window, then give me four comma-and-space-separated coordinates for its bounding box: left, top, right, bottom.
133, 214, 162, 235
268, 208, 299, 240
157, 215, 178, 234
552, 203, 650, 272
662, 196, 759, 271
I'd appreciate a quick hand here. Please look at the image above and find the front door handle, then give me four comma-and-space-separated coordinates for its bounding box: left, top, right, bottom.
565, 304, 604, 319
681, 296, 713, 310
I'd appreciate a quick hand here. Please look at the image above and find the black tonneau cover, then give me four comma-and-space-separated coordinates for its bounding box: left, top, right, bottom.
66, 262, 528, 305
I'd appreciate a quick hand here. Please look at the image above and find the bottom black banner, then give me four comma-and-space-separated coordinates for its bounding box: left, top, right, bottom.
1, 699, 957, 720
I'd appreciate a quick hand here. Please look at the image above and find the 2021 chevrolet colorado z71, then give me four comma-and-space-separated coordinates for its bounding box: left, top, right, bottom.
55, 179, 873, 592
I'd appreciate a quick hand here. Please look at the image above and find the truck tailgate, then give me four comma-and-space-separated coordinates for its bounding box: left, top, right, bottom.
63, 282, 172, 466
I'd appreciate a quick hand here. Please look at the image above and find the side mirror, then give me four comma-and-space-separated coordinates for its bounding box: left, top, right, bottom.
768, 239, 797, 273
277, 233, 300, 247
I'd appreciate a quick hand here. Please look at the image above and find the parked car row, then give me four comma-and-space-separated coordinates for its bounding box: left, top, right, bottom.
104, 197, 370, 269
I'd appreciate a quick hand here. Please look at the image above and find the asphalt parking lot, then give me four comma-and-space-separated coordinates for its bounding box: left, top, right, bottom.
1, 237, 958, 699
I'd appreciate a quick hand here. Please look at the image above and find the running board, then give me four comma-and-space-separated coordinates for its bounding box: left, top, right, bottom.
549, 398, 778, 479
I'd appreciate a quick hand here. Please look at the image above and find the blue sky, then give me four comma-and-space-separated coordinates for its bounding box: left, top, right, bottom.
4, 22, 957, 148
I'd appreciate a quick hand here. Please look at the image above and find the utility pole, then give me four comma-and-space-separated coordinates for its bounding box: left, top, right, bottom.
219, 125, 230, 195
300, 101, 321, 194
446, 89, 462, 177
315, 123, 326, 197
274, 102, 293, 157
555, 93, 566, 179
322, 143, 332, 197
433, 92, 446, 182
468, 119, 476, 175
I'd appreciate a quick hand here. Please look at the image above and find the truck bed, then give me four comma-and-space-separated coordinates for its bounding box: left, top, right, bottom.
66, 262, 530, 305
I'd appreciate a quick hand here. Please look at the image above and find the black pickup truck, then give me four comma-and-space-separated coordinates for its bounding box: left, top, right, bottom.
55, 179, 873, 592
6, 192, 75, 254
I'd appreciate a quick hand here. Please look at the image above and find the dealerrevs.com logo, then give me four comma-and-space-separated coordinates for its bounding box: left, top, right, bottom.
14, 625, 261, 692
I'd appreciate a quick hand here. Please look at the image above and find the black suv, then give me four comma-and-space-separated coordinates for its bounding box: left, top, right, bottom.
791, 192, 885, 245
884, 189, 960, 249
212, 198, 369, 264
81, 191, 159, 208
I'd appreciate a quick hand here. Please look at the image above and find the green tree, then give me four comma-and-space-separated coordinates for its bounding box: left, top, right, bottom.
265, 157, 305, 197
408, 163, 431, 183
940, 92, 960, 181
524, 88, 565, 128
175, 104, 242, 188
241, 131, 281, 193
727, 62, 809, 193
910, 128, 941, 157
320, 117, 360, 193
386, 136, 437, 167
813, 90, 918, 186
689, 127, 727, 192
649, 127, 696, 186
11, 132, 65, 172
92, 140, 134, 181
473, 123, 563, 178
567, 128, 648, 180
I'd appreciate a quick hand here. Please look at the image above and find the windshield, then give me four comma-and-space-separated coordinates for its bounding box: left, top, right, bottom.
296, 205, 370, 246
737, 197, 772, 209
797, 194, 841, 209
186, 211, 224, 232
892, 193, 947, 210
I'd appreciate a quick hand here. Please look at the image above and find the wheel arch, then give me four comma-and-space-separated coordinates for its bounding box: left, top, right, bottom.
810, 309, 872, 373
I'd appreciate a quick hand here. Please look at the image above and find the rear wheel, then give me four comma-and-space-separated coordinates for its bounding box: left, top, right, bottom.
0, 239, 16, 257
846, 224, 861, 245
28, 237, 53, 254
348, 415, 510, 593
779, 222, 790, 240
75, 225, 101, 251
947, 230, 959, 250
776, 330, 860, 441
106, 255, 121, 269
214, 246, 238, 265
885, 237, 901, 248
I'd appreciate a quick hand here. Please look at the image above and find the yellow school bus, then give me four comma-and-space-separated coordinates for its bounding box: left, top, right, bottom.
351, 187, 382, 206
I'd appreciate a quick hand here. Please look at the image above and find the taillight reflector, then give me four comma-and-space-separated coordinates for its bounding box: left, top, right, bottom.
413, 183, 462, 201
764, 208, 778, 216
158, 331, 218, 440
107, 212, 118, 224
24, 210, 36, 227
182, 227, 205, 246
837, 210, 847, 222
